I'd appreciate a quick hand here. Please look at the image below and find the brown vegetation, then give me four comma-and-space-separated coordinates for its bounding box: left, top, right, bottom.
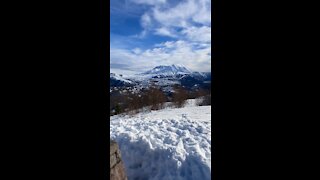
172, 86, 189, 108
110, 86, 211, 116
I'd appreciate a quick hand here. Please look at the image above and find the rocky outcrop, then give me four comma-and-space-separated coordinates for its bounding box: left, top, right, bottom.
110, 140, 127, 180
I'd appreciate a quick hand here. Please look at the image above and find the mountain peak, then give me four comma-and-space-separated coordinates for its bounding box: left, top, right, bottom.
143, 64, 192, 76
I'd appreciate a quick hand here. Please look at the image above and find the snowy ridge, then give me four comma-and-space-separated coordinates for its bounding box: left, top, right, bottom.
110, 99, 211, 180
110, 73, 133, 84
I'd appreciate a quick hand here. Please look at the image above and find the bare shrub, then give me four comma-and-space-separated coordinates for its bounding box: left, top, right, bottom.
172, 86, 188, 108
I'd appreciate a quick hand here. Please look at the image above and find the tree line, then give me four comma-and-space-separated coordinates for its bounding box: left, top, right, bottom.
110, 86, 211, 116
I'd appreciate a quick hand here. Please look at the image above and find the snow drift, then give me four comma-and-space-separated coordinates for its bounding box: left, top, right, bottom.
110, 100, 211, 180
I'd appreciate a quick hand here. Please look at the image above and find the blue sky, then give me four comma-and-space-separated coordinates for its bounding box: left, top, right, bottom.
110, 0, 211, 74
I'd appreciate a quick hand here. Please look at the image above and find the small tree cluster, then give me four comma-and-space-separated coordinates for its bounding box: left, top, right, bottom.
147, 87, 166, 110
172, 86, 189, 108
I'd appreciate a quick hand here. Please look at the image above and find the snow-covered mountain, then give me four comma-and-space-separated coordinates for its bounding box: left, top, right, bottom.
142, 64, 192, 76
110, 65, 211, 91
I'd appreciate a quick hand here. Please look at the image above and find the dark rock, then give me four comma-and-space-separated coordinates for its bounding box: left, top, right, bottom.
110, 140, 127, 180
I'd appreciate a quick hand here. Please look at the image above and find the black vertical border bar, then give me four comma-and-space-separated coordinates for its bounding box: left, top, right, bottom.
212, 0, 224, 179
96, 0, 110, 179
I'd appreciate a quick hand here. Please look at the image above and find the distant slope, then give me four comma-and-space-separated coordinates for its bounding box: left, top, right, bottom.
110, 73, 133, 87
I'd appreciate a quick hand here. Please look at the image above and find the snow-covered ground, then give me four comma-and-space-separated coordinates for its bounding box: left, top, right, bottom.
110, 100, 211, 180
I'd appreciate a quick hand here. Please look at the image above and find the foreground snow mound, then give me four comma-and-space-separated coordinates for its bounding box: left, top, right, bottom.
110, 104, 211, 180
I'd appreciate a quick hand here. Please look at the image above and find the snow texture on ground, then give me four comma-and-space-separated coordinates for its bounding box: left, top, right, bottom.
110, 100, 211, 180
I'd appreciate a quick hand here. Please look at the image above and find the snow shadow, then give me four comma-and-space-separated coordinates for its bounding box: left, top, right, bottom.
114, 134, 211, 180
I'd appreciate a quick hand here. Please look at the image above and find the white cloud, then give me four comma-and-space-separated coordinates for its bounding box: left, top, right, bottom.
141, 13, 152, 29
135, 0, 211, 43
154, 27, 177, 37
192, 0, 211, 25
111, 40, 211, 72
182, 26, 211, 43
152, 0, 198, 28
130, 0, 166, 5
132, 48, 142, 54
